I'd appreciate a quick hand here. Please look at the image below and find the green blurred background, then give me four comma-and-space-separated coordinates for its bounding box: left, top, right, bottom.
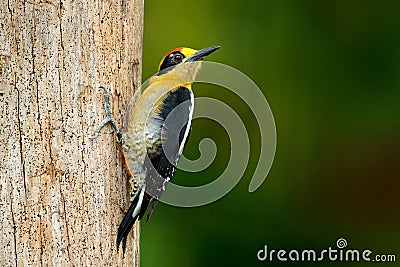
140, 1, 400, 266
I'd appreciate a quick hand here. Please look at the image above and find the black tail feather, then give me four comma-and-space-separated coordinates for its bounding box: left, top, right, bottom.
116, 197, 140, 254
138, 194, 151, 221
146, 199, 159, 222
116, 192, 153, 254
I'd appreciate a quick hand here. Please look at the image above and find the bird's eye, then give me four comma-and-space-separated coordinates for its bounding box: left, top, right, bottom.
172, 53, 183, 63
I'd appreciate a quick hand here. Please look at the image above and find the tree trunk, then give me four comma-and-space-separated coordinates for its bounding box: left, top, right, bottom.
0, 0, 143, 266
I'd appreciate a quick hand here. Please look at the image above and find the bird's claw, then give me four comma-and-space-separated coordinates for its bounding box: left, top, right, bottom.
89, 86, 122, 142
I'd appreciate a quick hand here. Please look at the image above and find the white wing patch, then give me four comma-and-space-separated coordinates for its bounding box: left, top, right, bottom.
178, 91, 194, 156
131, 186, 146, 219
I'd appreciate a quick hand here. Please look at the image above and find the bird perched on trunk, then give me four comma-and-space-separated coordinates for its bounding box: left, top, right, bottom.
90, 46, 220, 253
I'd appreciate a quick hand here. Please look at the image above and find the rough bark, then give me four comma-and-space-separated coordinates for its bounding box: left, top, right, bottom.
0, 0, 143, 266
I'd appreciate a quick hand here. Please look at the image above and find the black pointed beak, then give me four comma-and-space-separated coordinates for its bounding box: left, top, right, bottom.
187, 46, 221, 62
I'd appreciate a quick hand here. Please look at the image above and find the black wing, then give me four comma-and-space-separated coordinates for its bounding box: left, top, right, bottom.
144, 86, 193, 220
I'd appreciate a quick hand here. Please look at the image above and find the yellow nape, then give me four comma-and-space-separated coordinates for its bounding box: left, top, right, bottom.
179, 47, 198, 57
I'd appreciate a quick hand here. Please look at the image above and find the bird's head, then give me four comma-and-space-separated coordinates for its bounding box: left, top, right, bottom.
153, 46, 220, 85
147, 46, 220, 89
158, 46, 220, 73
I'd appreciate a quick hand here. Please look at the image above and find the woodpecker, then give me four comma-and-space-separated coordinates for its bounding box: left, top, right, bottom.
90, 46, 220, 253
